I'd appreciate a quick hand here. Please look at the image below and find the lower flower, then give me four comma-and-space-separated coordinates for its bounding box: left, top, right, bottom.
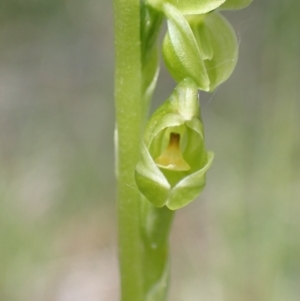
135, 78, 214, 210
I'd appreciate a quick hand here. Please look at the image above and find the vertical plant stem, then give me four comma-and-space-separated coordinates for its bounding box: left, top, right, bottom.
113, 0, 144, 300
141, 202, 175, 300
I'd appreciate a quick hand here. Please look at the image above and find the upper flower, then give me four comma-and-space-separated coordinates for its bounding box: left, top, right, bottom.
162, 3, 238, 91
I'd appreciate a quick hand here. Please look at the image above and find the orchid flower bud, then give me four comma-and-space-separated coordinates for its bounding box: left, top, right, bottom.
162, 3, 238, 91
135, 78, 214, 210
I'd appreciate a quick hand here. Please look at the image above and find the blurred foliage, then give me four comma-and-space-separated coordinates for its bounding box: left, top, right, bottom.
0, 0, 299, 300
0, 0, 64, 21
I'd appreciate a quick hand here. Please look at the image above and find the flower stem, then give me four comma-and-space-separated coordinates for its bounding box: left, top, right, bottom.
113, 0, 144, 300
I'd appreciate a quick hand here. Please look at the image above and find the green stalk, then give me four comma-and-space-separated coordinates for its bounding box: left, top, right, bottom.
113, 0, 144, 300
141, 202, 175, 300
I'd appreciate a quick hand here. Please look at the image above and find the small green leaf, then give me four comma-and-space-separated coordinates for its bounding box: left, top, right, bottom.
135, 79, 214, 210
147, 0, 225, 15
220, 0, 253, 10
162, 3, 210, 91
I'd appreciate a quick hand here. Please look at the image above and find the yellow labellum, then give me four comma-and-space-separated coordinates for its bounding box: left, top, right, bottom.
154, 132, 190, 171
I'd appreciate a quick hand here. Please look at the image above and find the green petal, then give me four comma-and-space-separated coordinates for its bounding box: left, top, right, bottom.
203, 13, 238, 90
192, 20, 214, 60
186, 117, 204, 139
188, 12, 238, 91
220, 0, 253, 10
144, 78, 200, 145
167, 151, 214, 210
162, 3, 210, 91
147, 0, 225, 15
135, 143, 171, 208
169, 77, 200, 120
147, 113, 185, 145
183, 119, 205, 170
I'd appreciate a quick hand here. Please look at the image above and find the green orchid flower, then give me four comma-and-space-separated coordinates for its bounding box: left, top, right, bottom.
135, 78, 214, 210
162, 3, 238, 91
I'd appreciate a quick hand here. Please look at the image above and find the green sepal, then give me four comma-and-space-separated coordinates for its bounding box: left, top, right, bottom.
162, 3, 210, 91
167, 151, 214, 210
135, 142, 171, 208
135, 78, 214, 210
146, 0, 225, 15
189, 12, 238, 91
220, 0, 253, 10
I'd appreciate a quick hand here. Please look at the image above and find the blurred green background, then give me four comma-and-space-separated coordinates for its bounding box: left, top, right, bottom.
0, 0, 299, 300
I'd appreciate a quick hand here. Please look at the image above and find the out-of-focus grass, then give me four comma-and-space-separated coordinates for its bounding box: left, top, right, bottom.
0, 1, 117, 300
0, 0, 299, 300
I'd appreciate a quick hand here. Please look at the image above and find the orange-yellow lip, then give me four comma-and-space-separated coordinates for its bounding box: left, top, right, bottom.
154, 132, 191, 171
